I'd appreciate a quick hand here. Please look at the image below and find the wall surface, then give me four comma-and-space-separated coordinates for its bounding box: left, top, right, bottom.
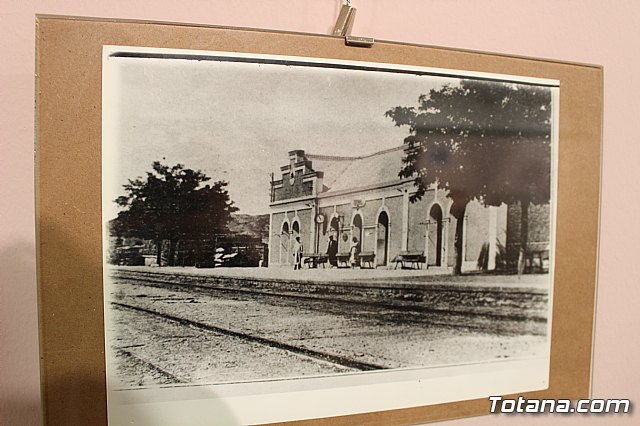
1, 1, 638, 425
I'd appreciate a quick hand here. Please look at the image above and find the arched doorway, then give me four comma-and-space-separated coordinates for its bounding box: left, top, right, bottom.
291, 221, 300, 259
428, 204, 444, 266
292, 221, 302, 258
376, 211, 389, 266
280, 221, 290, 265
329, 217, 340, 239
329, 216, 340, 251
352, 213, 363, 248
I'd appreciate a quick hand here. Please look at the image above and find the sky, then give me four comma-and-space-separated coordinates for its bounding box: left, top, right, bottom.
103, 52, 466, 219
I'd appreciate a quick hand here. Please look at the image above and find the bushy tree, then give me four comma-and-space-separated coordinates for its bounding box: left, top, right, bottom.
113, 162, 238, 266
386, 80, 551, 274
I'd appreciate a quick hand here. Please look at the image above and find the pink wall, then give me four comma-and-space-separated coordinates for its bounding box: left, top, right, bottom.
1, 1, 638, 424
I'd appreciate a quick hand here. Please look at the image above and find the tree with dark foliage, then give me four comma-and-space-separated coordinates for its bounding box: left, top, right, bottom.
113, 161, 238, 266
386, 80, 551, 274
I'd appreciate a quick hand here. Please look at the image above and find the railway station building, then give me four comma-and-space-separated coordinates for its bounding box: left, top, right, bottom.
268, 147, 549, 271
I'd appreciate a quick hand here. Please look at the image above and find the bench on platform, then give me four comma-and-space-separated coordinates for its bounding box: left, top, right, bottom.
394, 251, 425, 269
335, 252, 351, 268
303, 253, 328, 268
523, 243, 550, 273
358, 252, 375, 269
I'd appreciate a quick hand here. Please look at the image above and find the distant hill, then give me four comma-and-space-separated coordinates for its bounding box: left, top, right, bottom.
227, 213, 269, 243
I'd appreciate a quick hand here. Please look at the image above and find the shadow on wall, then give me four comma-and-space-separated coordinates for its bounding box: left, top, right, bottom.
0, 240, 41, 426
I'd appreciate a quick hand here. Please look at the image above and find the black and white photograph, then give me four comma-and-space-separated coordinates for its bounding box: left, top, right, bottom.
102, 46, 558, 424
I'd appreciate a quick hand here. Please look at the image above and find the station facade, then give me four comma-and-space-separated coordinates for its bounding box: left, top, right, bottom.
268, 146, 547, 271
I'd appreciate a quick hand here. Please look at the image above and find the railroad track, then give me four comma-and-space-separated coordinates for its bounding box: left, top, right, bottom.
115, 346, 189, 384
109, 275, 548, 340
112, 301, 387, 374
109, 270, 548, 324
108, 274, 549, 387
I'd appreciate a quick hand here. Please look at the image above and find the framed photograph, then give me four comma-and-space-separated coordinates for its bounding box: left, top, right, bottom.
36, 16, 602, 425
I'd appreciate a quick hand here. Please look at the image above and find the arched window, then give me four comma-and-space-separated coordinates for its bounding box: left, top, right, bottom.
280, 221, 290, 265
376, 211, 390, 266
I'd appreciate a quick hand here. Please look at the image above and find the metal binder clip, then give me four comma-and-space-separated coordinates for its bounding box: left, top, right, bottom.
332, 0, 374, 48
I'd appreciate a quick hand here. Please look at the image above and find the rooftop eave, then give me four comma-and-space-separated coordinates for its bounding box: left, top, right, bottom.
318, 178, 415, 199
269, 194, 316, 207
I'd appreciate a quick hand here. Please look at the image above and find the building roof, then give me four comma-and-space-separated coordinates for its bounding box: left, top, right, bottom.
306, 145, 407, 195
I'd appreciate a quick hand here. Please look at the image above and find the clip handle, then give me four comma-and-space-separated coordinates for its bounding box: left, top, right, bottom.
332, 4, 356, 37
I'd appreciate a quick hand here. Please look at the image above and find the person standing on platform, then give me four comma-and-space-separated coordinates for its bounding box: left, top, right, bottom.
293, 236, 304, 270
349, 236, 360, 269
327, 235, 338, 267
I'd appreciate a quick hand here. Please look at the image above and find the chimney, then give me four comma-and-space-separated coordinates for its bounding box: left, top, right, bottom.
288, 150, 305, 164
